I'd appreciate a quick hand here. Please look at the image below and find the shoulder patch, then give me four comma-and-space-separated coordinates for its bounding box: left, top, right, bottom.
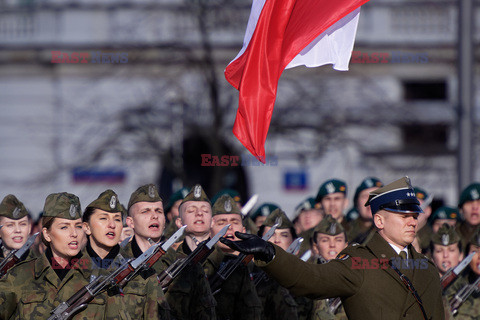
336, 253, 350, 261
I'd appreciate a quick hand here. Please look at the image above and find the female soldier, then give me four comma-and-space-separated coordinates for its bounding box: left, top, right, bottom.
82, 189, 170, 320
0, 192, 107, 320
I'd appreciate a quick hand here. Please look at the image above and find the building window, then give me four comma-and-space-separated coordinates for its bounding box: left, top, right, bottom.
401, 124, 448, 154
403, 80, 447, 101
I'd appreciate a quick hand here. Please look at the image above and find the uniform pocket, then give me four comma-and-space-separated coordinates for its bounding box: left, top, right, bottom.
19, 291, 50, 319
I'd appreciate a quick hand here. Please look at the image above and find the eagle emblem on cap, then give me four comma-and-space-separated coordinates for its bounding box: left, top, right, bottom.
439, 211, 447, 219
194, 185, 202, 199
326, 182, 335, 194
69, 204, 77, 218
261, 206, 269, 216
110, 196, 117, 209
181, 189, 188, 198
441, 234, 449, 246
471, 189, 479, 200
304, 201, 311, 210
224, 200, 232, 213
365, 179, 374, 188
148, 185, 156, 198
12, 207, 21, 219
329, 223, 337, 235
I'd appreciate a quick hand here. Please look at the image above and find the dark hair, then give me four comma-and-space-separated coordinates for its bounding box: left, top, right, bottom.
40, 216, 56, 247
82, 207, 96, 223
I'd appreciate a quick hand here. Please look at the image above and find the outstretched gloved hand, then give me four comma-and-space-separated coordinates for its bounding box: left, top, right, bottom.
219, 232, 276, 263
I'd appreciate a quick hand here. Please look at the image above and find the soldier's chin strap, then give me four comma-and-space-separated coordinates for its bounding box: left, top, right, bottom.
389, 262, 428, 320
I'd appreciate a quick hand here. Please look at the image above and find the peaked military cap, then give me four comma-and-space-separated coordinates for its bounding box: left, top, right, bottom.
432, 223, 460, 246
458, 182, 480, 208
251, 203, 280, 220
0, 195, 29, 220
212, 194, 241, 216
293, 197, 317, 219
128, 184, 162, 210
165, 187, 189, 212
263, 208, 293, 229
315, 179, 347, 203
366, 176, 422, 215
87, 189, 123, 213
43, 192, 82, 220
180, 184, 210, 205
314, 214, 344, 236
430, 206, 459, 222
354, 177, 383, 208
470, 228, 480, 247
211, 189, 241, 205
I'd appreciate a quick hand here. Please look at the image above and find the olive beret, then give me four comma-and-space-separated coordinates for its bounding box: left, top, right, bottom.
128, 184, 162, 210
431, 223, 460, 246
313, 214, 344, 236
43, 192, 82, 220
262, 208, 293, 229
212, 195, 241, 216
0, 195, 28, 220
87, 189, 123, 213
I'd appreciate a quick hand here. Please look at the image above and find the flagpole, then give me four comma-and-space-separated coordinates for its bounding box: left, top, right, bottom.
457, 0, 474, 191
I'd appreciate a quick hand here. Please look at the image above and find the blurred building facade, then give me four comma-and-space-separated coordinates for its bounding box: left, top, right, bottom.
0, 0, 479, 217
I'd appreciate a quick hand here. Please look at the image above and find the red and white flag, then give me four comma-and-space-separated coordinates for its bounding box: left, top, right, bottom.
225, 0, 370, 162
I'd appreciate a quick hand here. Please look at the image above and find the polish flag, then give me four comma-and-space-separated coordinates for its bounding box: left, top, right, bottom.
225, 0, 370, 162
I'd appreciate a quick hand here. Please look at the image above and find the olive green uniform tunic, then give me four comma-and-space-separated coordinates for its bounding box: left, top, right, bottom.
258, 232, 445, 320
0, 250, 107, 320
443, 269, 480, 320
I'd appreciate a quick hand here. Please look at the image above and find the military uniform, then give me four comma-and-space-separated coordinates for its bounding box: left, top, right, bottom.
84, 189, 171, 320
255, 209, 299, 320
456, 183, 480, 249
444, 271, 480, 320
0, 192, 107, 319
223, 177, 446, 320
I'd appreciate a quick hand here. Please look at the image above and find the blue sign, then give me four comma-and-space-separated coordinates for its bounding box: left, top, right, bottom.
284, 170, 307, 190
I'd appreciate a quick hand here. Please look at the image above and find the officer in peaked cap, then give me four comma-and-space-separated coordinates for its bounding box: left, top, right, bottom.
251, 203, 280, 228
456, 183, 480, 250
315, 179, 348, 224
430, 224, 463, 277
221, 177, 445, 320
347, 177, 383, 245
430, 206, 459, 233
0, 195, 32, 259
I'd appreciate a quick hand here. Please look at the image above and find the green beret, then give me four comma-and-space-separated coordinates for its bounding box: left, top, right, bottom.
413, 187, 429, 202
165, 187, 189, 213
87, 189, 123, 213
251, 203, 280, 220
212, 195, 241, 216
470, 228, 480, 247
430, 206, 460, 222
180, 184, 210, 206
293, 197, 317, 219
315, 179, 347, 203
128, 184, 162, 210
354, 177, 383, 209
432, 223, 460, 246
262, 208, 293, 229
458, 183, 480, 208
0, 195, 28, 220
211, 189, 241, 205
313, 214, 344, 236
43, 192, 82, 220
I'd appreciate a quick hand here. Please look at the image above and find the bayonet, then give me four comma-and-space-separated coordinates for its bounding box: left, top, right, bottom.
241, 194, 258, 216
0, 232, 39, 278
441, 251, 476, 290
119, 236, 132, 249
286, 238, 303, 255
300, 250, 312, 262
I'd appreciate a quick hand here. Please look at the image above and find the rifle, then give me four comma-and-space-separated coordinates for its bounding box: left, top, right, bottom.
440, 251, 476, 291
47, 226, 185, 320
211, 221, 280, 292
158, 224, 230, 291
449, 276, 480, 315
0, 232, 39, 278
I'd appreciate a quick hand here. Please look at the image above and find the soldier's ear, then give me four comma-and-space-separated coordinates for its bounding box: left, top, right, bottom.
126, 216, 134, 229
42, 227, 51, 243
174, 217, 183, 229
83, 222, 92, 236
373, 212, 385, 230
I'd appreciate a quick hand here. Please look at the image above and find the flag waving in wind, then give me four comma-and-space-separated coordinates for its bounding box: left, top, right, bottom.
225, 0, 370, 162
